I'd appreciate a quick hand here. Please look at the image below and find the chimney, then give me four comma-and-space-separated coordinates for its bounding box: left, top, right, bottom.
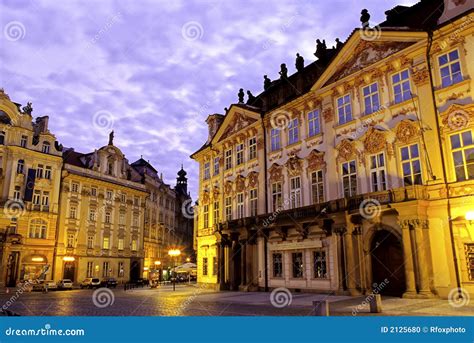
205, 114, 224, 144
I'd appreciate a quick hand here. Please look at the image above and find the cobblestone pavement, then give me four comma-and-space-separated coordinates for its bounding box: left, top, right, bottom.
0, 285, 473, 316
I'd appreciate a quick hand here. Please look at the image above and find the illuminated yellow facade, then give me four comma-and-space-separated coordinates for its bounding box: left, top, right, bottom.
0, 89, 63, 287
192, 1, 474, 298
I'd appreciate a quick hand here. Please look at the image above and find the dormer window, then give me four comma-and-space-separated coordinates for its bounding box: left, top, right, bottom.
42, 141, 50, 154
17, 159, 24, 174
20, 135, 27, 148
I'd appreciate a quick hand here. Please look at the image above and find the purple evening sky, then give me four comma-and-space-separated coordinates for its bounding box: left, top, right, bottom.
0, 0, 417, 199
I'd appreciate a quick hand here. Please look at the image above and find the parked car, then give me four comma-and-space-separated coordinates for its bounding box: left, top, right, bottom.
101, 278, 118, 288
80, 278, 101, 289
131, 278, 147, 286
44, 280, 58, 290
57, 279, 73, 290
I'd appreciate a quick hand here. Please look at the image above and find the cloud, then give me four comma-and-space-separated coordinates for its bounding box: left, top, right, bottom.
0, 0, 418, 198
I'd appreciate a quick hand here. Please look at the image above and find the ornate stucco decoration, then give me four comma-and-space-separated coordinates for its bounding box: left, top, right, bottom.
336, 139, 355, 162
441, 105, 472, 132
322, 107, 333, 123
224, 181, 233, 195
395, 120, 419, 144
286, 156, 303, 177
268, 163, 283, 183
212, 186, 220, 198
202, 191, 210, 205
363, 128, 386, 154
306, 150, 326, 171
235, 175, 245, 192
412, 66, 430, 86
248, 172, 259, 188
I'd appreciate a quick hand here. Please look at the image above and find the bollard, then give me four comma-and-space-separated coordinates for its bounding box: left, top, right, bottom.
312, 300, 329, 316
369, 294, 382, 313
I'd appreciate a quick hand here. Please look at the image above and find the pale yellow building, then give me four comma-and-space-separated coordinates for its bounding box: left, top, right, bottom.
0, 89, 63, 287
192, 0, 474, 298
53, 135, 147, 283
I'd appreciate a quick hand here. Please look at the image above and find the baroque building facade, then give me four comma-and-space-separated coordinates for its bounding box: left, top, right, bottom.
0, 92, 194, 286
192, 0, 474, 298
0, 90, 63, 287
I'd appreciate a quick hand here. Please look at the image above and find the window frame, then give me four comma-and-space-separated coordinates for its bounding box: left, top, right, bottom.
438, 48, 463, 88
288, 118, 299, 145
400, 143, 422, 186
369, 152, 387, 192
337, 94, 353, 125
311, 170, 324, 204
341, 160, 357, 197
450, 130, 474, 182
308, 109, 321, 137
391, 69, 411, 104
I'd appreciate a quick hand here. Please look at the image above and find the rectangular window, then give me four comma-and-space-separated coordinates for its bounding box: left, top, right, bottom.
311, 170, 324, 204
313, 250, 328, 279
89, 208, 96, 222
106, 190, 113, 200
392, 69, 411, 104
225, 196, 232, 221
16, 160, 24, 174
212, 257, 218, 276
337, 94, 352, 124
237, 192, 244, 219
370, 153, 387, 192
236, 143, 244, 165
20, 135, 27, 148
292, 252, 304, 278
33, 190, 41, 205
133, 215, 139, 227
288, 118, 299, 145
271, 182, 282, 211
41, 191, 49, 207
248, 137, 257, 160
87, 235, 94, 249
203, 204, 209, 228
213, 201, 219, 225
363, 82, 380, 115
270, 128, 281, 151
118, 262, 124, 277
202, 257, 208, 276
224, 149, 232, 170
203, 162, 210, 180
86, 262, 93, 278
120, 193, 126, 203
69, 206, 77, 219
44, 166, 52, 179
450, 131, 474, 181
342, 160, 357, 197
91, 187, 97, 197
308, 110, 321, 137
439, 49, 463, 88
118, 238, 124, 251
105, 212, 111, 224
71, 182, 79, 193
103, 262, 110, 277
36, 165, 43, 179
67, 233, 75, 248
119, 212, 125, 225
466, 244, 474, 281
131, 239, 137, 251
401, 144, 422, 186
213, 157, 220, 175
249, 188, 258, 217
103, 236, 110, 249
290, 176, 301, 209
13, 186, 21, 201
272, 253, 283, 278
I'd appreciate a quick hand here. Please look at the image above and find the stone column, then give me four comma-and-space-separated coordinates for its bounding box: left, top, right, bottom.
344, 228, 360, 295
400, 221, 417, 298
229, 240, 237, 290
218, 242, 226, 290
413, 220, 432, 297
240, 240, 247, 288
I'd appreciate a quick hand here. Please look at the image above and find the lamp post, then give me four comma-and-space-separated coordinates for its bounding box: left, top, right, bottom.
154, 260, 162, 284
168, 249, 181, 291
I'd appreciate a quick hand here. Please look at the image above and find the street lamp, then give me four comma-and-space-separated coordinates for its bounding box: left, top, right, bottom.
186, 257, 191, 263
168, 249, 181, 291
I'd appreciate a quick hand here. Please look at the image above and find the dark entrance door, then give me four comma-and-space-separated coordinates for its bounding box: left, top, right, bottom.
63, 262, 75, 281
130, 260, 140, 281
371, 230, 406, 297
6, 252, 20, 287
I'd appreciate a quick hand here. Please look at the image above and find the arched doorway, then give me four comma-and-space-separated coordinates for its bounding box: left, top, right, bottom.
371, 230, 406, 297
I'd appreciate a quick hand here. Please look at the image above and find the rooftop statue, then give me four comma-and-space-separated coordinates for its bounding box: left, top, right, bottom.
361, 9, 370, 28
246, 90, 256, 104
279, 63, 288, 79
108, 130, 114, 145
238, 88, 245, 103
295, 53, 304, 72
314, 39, 327, 59
264, 75, 271, 90
335, 38, 344, 50
22, 102, 33, 115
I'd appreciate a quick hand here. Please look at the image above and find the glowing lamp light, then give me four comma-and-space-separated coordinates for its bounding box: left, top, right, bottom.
154, 261, 162, 266
31, 257, 44, 262
466, 211, 474, 223
63, 256, 75, 262
168, 249, 181, 257
186, 257, 191, 262
143, 267, 149, 271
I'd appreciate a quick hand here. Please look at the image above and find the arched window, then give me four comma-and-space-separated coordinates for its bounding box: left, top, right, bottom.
29, 218, 48, 239
17, 159, 24, 174
0, 131, 5, 145
42, 141, 50, 154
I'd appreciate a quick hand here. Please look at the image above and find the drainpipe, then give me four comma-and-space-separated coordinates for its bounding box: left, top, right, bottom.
261, 114, 269, 292
426, 30, 462, 294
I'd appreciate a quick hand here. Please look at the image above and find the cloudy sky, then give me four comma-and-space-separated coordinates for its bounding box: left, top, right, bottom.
0, 0, 417, 198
